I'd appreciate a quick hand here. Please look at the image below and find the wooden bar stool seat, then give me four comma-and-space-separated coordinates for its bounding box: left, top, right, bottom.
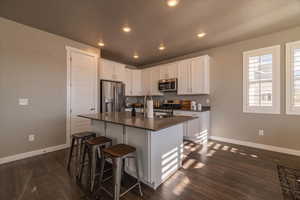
66, 132, 96, 176
95, 144, 143, 200
79, 136, 112, 192
87, 136, 112, 146
103, 144, 136, 158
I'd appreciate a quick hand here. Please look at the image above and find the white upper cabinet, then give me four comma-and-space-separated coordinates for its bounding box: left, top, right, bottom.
114, 62, 126, 82
100, 59, 125, 82
159, 62, 178, 79
132, 69, 143, 96
191, 56, 210, 94
178, 59, 192, 95
177, 55, 210, 95
142, 67, 163, 96
142, 68, 151, 95
124, 68, 132, 96
167, 62, 178, 79
150, 67, 163, 96
100, 59, 115, 80
124, 68, 143, 96
159, 65, 169, 79
101, 56, 209, 97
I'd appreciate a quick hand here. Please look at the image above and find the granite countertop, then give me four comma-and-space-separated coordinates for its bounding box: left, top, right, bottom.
125, 106, 210, 112
78, 112, 197, 131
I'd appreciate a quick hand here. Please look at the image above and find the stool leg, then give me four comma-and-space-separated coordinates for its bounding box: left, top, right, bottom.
90, 145, 97, 192
113, 158, 122, 200
76, 138, 85, 177
92, 152, 106, 199
134, 153, 143, 197
78, 144, 88, 182
67, 137, 75, 171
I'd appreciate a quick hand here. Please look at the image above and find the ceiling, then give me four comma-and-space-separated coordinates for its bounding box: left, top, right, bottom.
1, 0, 300, 67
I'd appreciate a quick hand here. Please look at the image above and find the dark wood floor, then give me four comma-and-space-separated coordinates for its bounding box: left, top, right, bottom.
1, 140, 300, 200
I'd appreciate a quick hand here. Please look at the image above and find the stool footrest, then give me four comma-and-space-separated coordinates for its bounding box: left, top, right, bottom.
120, 182, 141, 197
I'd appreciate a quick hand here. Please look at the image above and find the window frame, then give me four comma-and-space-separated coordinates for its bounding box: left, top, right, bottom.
243, 45, 281, 114
286, 40, 300, 115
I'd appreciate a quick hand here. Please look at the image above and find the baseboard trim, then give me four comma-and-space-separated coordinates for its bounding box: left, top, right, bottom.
0, 144, 68, 165
210, 136, 300, 157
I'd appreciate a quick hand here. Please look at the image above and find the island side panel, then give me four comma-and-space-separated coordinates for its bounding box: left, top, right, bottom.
91, 120, 105, 136
150, 124, 184, 189
125, 127, 151, 186
90, 120, 152, 187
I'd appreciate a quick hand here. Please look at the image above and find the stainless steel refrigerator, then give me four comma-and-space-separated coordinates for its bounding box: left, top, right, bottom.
100, 80, 125, 113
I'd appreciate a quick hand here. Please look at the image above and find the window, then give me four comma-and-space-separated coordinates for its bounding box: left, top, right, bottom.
286, 41, 300, 115
243, 45, 281, 114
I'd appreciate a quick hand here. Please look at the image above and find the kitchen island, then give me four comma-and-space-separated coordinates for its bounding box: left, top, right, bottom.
78, 112, 196, 189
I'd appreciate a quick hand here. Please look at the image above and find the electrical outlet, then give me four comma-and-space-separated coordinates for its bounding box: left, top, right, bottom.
258, 129, 264, 136
28, 134, 35, 142
19, 98, 29, 106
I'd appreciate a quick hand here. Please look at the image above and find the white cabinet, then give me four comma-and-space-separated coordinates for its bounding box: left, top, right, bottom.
125, 68, 133, 96
132, 70, 143, 96
100, 59, 114, 80
114, 63, 126, 82
191, 56, 210, 94
174, 111, 210, 144
142, 67, 163, 96
100, 59, 125, 82
177, 55, 210, 95
142, 68, 151, 95
159, 62, 178, 79
150, 67, 162, 96
125, 68, 142, 96
178, 59, 191, 94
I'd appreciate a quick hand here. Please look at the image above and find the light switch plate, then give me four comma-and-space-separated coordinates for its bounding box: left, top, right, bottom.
19, 98, 29, 106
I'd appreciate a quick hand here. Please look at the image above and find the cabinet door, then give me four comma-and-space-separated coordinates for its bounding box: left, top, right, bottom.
167, 62, 178, 79
191, 56, 210, 94
177, 60, 191, 95
100, 59, 114, 80
187, 118, 201, 140
142, 68, 151, 95
124, 68, 132, 96
132, 70, 142, 96
159, 65, 169, 79
150, 67, 163, 96
114, 63, 126, 82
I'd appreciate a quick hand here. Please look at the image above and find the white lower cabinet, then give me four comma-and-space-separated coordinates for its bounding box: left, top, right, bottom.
174, 111, 210, 143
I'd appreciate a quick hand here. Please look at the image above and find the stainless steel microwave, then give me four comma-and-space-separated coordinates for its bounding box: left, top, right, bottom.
158, 78, 177, 92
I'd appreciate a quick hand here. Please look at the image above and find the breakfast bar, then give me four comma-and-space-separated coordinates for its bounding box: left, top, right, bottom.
78, 112, 196, 189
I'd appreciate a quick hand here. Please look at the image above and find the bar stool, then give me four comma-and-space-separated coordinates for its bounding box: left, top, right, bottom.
95, 144, 143, 200
79, 136, 112, 192
67, 132, 96, 176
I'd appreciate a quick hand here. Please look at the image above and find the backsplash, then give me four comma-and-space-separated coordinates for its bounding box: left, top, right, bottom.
126, 92, 210, 106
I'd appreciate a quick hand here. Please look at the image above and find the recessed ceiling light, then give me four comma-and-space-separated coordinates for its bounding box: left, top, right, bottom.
166, 0, 180, 7
197, 32, 206, 38
123, 26, 131, 33
159, 44, 166, 51
133, 54, 139, 59
98, 42, 105, 47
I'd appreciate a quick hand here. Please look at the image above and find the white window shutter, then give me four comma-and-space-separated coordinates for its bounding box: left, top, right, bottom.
243, 45, 280, 114
286, 41, 300, 115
